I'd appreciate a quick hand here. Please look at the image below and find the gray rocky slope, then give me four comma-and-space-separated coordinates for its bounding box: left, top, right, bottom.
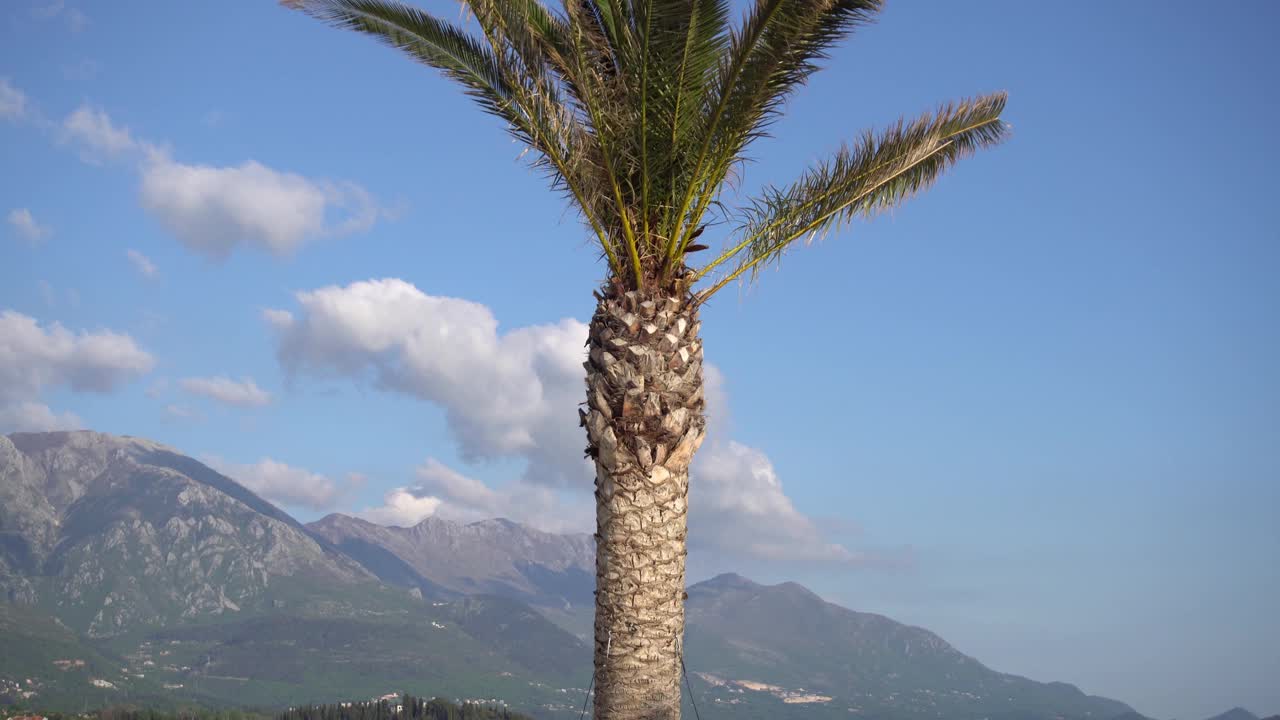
307, 512, 594, 608
0, 430, 1152, 720
0, 431, 370, 636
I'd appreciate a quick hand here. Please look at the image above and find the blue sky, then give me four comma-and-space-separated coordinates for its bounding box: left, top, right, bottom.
2, 1, 1278, 718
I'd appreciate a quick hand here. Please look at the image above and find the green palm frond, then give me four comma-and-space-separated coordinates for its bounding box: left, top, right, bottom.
289, 0, 629, 278
641, 0, 731, 249
666, 0, 883, 267
694, 92, 1009, 299
716, 0, 882, 148
289, 0, 1008, 296
288, 0, 515, 123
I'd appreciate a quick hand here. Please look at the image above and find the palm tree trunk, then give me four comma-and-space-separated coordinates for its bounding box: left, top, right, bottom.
582, 287, 707, 719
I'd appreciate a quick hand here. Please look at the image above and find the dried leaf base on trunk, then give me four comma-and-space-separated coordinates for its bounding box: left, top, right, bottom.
583, 288, 707, 720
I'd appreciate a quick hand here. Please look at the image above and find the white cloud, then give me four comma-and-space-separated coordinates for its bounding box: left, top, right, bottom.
62, 105, 140, 161
139, 155, 380, 259
688, 365, 859, 563
0, 401, 82, 433
179, 376, 272, 408
126, 249, 158, 277
205, 456, 343, 512
690, 440, 857, 563
0, 310, 154, 403
0, 78, 27, 120
56, 104, 384, 258
271, 278, 862, 561
7, 208, 52, 243
0, 310, 153, 433
267, 278, 590, 487
356, 488, 443, 528
363, 459, 592, 533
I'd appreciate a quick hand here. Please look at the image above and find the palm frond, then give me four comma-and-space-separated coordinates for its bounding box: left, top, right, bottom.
667, 0, 883, 263
715, 0, 881, 152
694, 92, 1009, 299
640, 0, 731, 258
288, 0, 515, 123
291, 0, 1008, 295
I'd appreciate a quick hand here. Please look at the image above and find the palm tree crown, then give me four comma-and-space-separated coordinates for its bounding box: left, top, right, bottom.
287, 0, 1008, 299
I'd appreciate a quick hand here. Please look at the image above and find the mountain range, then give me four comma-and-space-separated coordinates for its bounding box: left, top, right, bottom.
0, 430, 1220, 719
306, 512, 595, 611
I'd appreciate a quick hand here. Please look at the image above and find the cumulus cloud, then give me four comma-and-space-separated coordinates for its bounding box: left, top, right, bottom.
0, 310, 154, 402
56, 104, 385, 258
139, 155, 380, 259
0, 401, 82, 433
7, 208, 52, 244
62, 105, 142, 161
179, 376, 272, 408
269, 278, 863, 562
126, 249, 158, 277
205, 456, 343, 512
266, 278, 591, 487
1, 78, 27, 120
690, 440, 856, 563
685, 365, 861, 563
354, 460, 591, 532
0, 310, 153, 433
356, 488, 443, 528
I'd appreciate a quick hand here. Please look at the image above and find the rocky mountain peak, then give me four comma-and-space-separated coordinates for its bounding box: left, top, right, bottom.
1207, 709, 1260, 720
1, 431, 370, 635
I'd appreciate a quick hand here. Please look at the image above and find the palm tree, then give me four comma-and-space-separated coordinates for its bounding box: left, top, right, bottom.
287, 1, 1006, 717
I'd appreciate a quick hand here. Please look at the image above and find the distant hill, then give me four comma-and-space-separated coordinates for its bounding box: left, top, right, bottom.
1205, 709, 1260, 720
306, 513, 594, 610
0, 431, 588, 714
2, 430, 1146, 719
681, 573, 1137, 720
0, 431, 371, 635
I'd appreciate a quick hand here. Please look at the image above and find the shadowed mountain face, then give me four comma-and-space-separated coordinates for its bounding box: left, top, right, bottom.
682, 573, 1137, 720
2, 431, 1152, 720
307, 512, 595, 609
0, 431, 371, 635
0, 431, 591, 713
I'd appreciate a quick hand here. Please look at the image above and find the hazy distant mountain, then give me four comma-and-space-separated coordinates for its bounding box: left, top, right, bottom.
682, 573, 1138, 720
2, 430, 1146, 720
0, 431, 589, 713
307, 513, 594, 609
1205, 709, 1260, 720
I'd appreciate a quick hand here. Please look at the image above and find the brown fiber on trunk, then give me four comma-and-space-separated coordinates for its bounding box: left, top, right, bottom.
582, 287, 707, 720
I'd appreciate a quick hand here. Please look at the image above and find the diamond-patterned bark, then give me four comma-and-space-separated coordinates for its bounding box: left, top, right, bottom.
583, 288, 706, 720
